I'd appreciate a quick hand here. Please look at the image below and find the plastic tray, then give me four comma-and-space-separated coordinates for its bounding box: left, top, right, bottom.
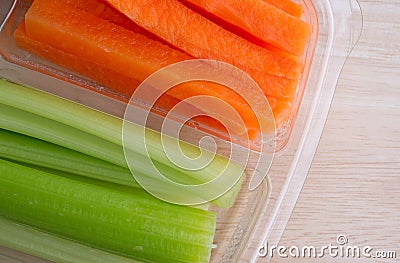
0, 0, 363, 262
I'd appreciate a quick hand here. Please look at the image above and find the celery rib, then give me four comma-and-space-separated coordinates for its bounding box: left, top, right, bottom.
0, 217, 140, 263
0, 78, 243, 178
0, 103, 127, 167
0, 128, 136, 187
0, 128, 238, 207
0, 159, 216, 263
0, 79, 244, 208
0, 80, 122, 145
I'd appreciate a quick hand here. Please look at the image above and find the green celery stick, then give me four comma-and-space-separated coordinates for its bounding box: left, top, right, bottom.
0, 78, 211, 162
0, 159, 217, 263
0, 217, 140, 263
0, 80, 122, 145
0, 79, 244, 185
13, 163, 210, 211
0, 107, 203, 186
0, 128, 137, 187
0, 103, 127, 167
0, 79, 245, 208
0, 129, 239, 207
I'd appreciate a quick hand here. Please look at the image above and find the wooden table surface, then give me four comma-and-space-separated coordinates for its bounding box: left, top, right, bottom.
0, 0, 399, 263
264, 0, 400, 262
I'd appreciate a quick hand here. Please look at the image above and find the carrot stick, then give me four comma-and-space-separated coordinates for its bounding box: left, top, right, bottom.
269, 98, 293, 127
22, 0, 268, 136
180, 0, 311, 56
68, 0, 299, 100
64, 0, 141, 32
14, 21, 230, 134
22, 0, 298, 137
263, 0, 303, 18
14, 22, 137, 99
104, 0, 303, 79
62, 0, 173, 47
24, 0, 192, 85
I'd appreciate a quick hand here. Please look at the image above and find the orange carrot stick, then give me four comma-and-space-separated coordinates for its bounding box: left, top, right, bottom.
30, 0, 300, 101
67, 0, 299, 100
23, 0, 272, 136
14, 21, 235, 138
24, 0, 191, 84
254, 72, 299, 100
180, 0, 311, 56
23, 0, 298, 136
62, 0, 173, 46
14, 22, 188, 111
263, 0, 303, 18
104, 0, 303, 79
14, 21, 139, 99
269, 98, 293, 127
64, 0, 141, 32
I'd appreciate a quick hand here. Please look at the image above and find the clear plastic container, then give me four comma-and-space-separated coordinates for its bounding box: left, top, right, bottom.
0, 0, 362, 262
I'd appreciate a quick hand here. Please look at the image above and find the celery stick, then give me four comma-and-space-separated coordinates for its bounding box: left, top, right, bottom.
16, 163, 209, 211
0, 159, 216, 263
0, 108, 202, 186
0, 109, 240, 208
0, 79, 244, 207
0, 128, 136, 187
0, 103, 127, 167
0, 79, 122, 145
0, 79, 243, 182
0, 217, 140, 263
0, 128, 238, 207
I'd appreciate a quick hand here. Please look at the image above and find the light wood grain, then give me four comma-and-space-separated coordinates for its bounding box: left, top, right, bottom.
266, 0, 400, 262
